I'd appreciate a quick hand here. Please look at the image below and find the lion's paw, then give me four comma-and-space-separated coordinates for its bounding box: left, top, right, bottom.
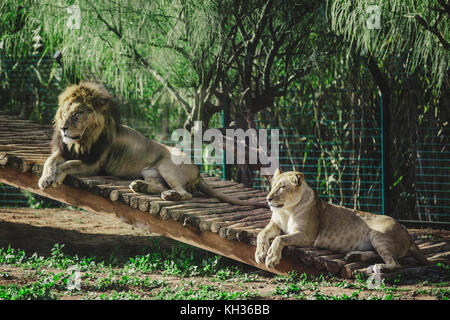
38, 174, 58, 190
129, 180, 147, 193
161, 189, 182, 201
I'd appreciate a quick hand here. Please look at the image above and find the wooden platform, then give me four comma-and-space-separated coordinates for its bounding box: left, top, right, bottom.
0, 111, 449, 279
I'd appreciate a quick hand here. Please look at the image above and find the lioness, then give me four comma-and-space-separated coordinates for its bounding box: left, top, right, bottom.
38, 81, 266, 208
255, 169, 429, 272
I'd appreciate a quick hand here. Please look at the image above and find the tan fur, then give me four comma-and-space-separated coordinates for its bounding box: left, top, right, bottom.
38, 82, 266, 208
255, 169, 430, 273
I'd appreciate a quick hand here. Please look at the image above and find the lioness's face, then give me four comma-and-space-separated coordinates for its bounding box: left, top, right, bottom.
267, 169, 305, 208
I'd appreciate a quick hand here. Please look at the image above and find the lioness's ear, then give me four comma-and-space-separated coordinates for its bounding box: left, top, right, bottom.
274, 167, 282, 178
290, 172, 304, 186
271, 168, 281, 180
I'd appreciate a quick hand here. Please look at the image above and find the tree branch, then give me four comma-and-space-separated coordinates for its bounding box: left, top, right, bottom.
414, 13, 450, 50
86, 0, 192, 114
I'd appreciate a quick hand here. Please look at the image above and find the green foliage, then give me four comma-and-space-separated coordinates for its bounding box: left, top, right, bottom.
125, 242, 233, 277
328, 0, 449, 88
0, 0, 448, 221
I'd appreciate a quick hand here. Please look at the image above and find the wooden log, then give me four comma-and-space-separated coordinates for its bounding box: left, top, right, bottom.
138, 196, 155, 212
129, 194, 160, 211
196, 207, 268, 232
109, 189, 135, 202
377, 265, 439, 281
418, 242, 450, 255
0, 132, 52, 139
221, 221, 268, 239
3, 155, 49, 162
284, 247, 316, 266
110, 189, 132, 201
31, 163, 43, 175
418, 241, 435, 249
237, 229, 261, 244
223, 218, 270, 240
176, 205, 245, 223
64, 175, 82, 188
340, 262, 369, 279
129, 194, 144, 209
0, 165, 322, 277
324, 258, 348, 275
120, 192, 139, 205
313, 253, 347, 275
0, 151, 42, 162
0, 124, 53, 131
4, 157, 45, 166
427, 250, 450, 262
1, 154, 32, 172
95, 184, 130, 199
0, 152, 8, 165
0, 139, 52, 144
224, 220, 270, 241
217, 212, 272, 237
301, 249, 334, 270
0, 145, 51, 152
210, 209, 270, 233
150, 197, 222, 215
163, 204, 247, 222
77, 176, 104, 188
180, 198, 267, 222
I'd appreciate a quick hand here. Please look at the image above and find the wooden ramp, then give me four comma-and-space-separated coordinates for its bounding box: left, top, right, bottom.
0, 111, 449, 280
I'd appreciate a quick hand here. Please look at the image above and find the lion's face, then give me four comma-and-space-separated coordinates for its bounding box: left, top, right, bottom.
54, 82, 119, 153
57, 102, 94, 144
267, 169, 305, 208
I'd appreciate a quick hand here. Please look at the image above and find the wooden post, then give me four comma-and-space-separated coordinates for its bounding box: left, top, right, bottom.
222, 101, 231, 181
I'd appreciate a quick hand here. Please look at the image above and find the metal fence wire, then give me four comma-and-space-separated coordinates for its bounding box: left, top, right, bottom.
252, 99, 383, 216
0, 54, 449, 225
251, 99, 449, 225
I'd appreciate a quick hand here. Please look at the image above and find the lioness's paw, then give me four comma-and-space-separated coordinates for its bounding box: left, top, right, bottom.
161, 190, 182, 201
345, 252, 362, 263
265, 247, 282, 268
255, 243, 269, 264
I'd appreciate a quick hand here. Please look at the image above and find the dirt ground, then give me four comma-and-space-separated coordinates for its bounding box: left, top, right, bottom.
0, 207, 449, 300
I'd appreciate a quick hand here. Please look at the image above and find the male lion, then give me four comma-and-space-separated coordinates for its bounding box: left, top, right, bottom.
38, 81, 266, 208
255, 169, 429, 273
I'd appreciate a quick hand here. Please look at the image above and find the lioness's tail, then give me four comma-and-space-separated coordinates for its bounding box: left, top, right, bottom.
196, 177, 269, 209
409, 241, 430, 265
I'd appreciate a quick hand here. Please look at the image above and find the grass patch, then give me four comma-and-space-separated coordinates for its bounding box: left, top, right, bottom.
1, 242, 449, 300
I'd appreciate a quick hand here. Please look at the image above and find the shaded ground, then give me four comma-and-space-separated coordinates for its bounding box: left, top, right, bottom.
0, 207, 449, 300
